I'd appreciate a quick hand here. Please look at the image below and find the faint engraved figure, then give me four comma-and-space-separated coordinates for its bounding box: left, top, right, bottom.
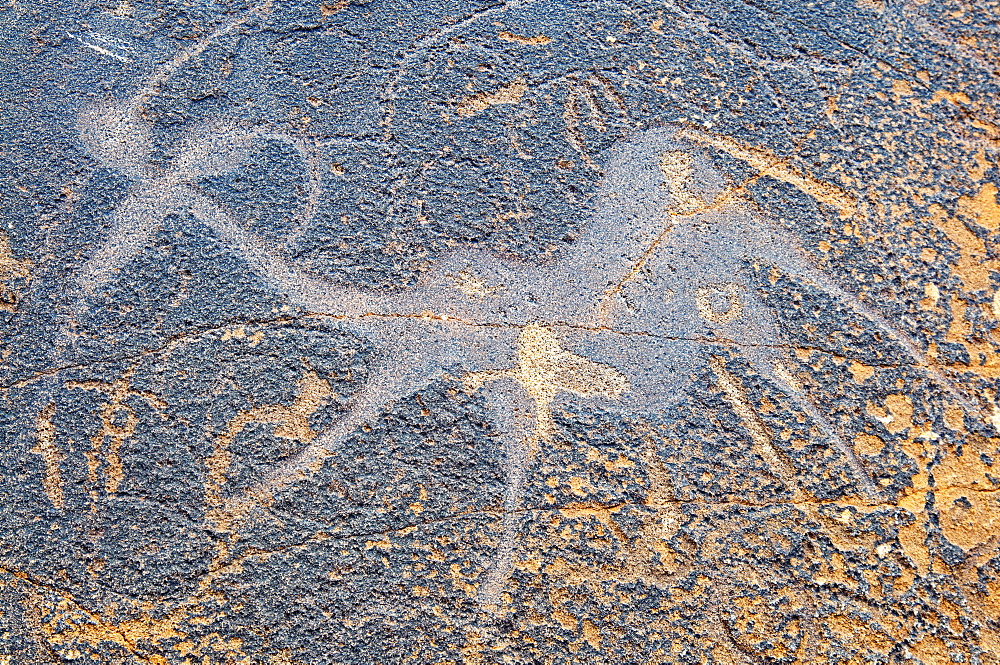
59, 5, 987, 613
73, 98, 985, 608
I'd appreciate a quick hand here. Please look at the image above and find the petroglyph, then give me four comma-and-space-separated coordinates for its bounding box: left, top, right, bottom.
205, 369, 332, 533
678, 127, 860, 219
562, 73, 628, 169
69, 81, 987, 604
30, 404, 63, 509
66, 365, 166, 496
455, 77, 528, 118
0, 231, 31, 313
12, 5, 1000, 659
497, 30, 552, 46
462, 324, 629, 606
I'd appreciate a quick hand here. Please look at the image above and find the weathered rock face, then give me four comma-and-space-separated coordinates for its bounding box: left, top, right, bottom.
2, 0, 1000, 663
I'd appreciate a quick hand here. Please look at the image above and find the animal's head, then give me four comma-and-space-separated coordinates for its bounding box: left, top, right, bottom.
596, 126, 727, 226
77, 103, 153, 180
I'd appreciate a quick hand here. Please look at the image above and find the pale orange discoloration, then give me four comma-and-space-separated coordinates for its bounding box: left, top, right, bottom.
0, 231, 31, 313
679, 128, 859, 218
67, 366, 167, 496
497, 31, 551, 46
928, 203, 998, 293
463, 324, 628, 448
30, 403, 64, 509
945, 296, 1000, 378
848, 361, 875, 384
957, 182, 1000, 232
205, 369, 332, 531
455, 78, 527, 118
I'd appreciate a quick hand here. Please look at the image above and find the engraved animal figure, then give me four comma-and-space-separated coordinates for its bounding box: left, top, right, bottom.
74, 89, 980, 604
60, 2, 985, 610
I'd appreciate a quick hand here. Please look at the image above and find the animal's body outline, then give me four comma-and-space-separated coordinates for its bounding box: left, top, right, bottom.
33, 0, 990, 624
72, 114, 983, 603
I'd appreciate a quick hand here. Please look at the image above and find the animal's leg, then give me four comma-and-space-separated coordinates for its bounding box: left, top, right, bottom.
768, 359, 885, 503
210, 328, 455, 534
474, 377, 537, 610
813, 270, 978, 412
762, 230, 980, 416
709, 283, 884, 503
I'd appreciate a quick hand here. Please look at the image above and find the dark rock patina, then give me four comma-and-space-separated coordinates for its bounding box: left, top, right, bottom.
2, 0, 1000, 662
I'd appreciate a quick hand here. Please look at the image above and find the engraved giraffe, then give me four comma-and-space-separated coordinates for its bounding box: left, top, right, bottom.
44, 4, 988, 614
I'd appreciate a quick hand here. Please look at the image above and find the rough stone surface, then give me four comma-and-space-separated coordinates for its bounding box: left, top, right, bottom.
2, 0, 1000, 663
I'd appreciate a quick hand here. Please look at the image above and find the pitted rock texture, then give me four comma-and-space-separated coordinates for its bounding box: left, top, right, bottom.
2, 1, 1000, 663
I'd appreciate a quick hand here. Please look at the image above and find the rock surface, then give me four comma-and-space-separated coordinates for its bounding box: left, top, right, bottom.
2, 0, 1000, 663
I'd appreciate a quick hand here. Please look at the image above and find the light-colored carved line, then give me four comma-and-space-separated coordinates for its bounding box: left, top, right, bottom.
30, 403, 64, 509
380, 0, 541, 135
130, 1, 274, 113
708, 356, 804, 499
771, 360, 883, 504
66, 367, 166, 496
205, 370, 332, 534
679, 127, 858, 218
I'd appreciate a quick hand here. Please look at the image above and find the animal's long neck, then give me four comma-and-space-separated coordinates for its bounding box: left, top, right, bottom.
185, 189, 380, 317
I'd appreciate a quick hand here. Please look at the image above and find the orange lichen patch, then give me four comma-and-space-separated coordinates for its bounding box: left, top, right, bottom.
907, 634, 952, 664
6, 567, 194, 664
957, 182, 1000, 232
30, 403, 64, 509
66, 366, 167, 495
853, 433, 884, 456
969, 149, 992, 182
849, 361, 875, 383
497, 30, 551, 46
678, 128, 858, 218
46, 606, 188, 658
864, 393, 937, 572
455, 78, 527, 118
954, 541, 1000, 660
172, 634, 247, 661
932, 89, 973, 106
559, 502, 627, 543
891, 388, 1000, 571
891, 79, 914, 101
548, 588, 578, 631
919, 282, 940, 310
581, 619, 601, 650
812, 550, 863, 591
449, 564, 478, 598
944, 406, 965, 431
536, 501, 685, 595
205, 369, 332, 530
929, 201, 1000, 294
944, 296, 1000, 378
0, 231, 31, 312
865, 394, 913, 435
932, 443, 1000, 552
818, 613, 898, 657
460, 628, 486, 665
